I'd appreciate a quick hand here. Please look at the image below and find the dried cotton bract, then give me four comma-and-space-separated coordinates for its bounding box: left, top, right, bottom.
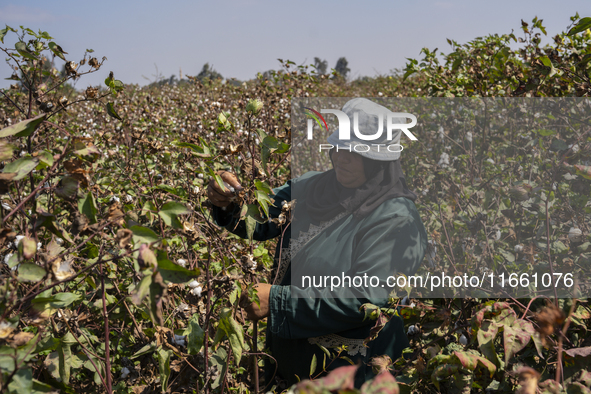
241, 254, 257, 273
85, 87, 98, 99
65, 61, 78, 75
52, 259, 75, 281
0, 321, 14, 339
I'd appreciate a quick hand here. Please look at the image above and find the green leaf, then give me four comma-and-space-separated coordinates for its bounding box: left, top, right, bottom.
503, 319, 533, 364
539, 56, 552, 68
15, 41, 37, 60
186, 314, 205, 355
158, 201, 190, 229
8, 367, 33, 394
157, 347, 172, 394
261, 136, 289, 176
55, 176, 79, 200
156, 253, 200, 283
142, 200, 157, 225
17, 263, 46, 282
155, 184, 177, 194
550, 138, 569, 152
31, 378, 57, 393
360, 371, 400, 394
254, 179, 273, 195
243, 204, 262, 241
255, 190, 272, 218
0, 140, 14, 161
219, 307, 244, 367
567, 17, 591, 35
78, 192, 98, 224
105, 75, 124, 96
57, 341, 72, 384
73, 141, 100, 161
2, 156, 40, 180
35, 150, 54, 169
453, 350, 496, 376
537, 129, 556, 136
315, 365, 357, 391
17, 236, 37, 260
33, 213, 72, 243
48, 42, 67, 61
212, 172, 226, 193
6, 252, 20, 269
32, 292, 81, 309
477, 320, 500, 366
0, 27, 10, 44
210, 347, 228, 389
173, 140, 211, 157
138, 244, 157, 269
130, 342, 157, 359
130, 225, 159, 245
309, 353, 318, 377
106, 102, 122, 120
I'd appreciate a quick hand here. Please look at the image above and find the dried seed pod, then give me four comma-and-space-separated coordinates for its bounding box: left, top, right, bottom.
65, 61, 78, 75
85, 86, 98, 99
89, 57, 99, 68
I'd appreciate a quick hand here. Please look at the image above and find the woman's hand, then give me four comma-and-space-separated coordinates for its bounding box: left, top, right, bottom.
239, 283, 272, 320
206, 171, 243, 208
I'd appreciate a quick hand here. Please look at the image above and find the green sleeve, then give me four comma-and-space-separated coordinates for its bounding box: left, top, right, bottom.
269, 212, 427, 339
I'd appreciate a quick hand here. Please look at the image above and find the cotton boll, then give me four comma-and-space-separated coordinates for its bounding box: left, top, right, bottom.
514, 244, 524, 253
188, 280, 200, 289
110, 196, 120, 203
459, 334, 468, 345
191, 286, 202, 297
173, 334, 187, 347
438, 152, 450, 168
54, 260, 74, 281
121, 367, 130, 379
465, 132, 473, 143
426, 240, 437, 268
177, 259, 187, 268
568, 227, 583, 243
14, 235, 25, 249
125, 194, 133, 203
407, 325, 419, 336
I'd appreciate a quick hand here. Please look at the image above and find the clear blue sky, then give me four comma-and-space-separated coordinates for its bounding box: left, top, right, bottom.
1, 1, 589, 89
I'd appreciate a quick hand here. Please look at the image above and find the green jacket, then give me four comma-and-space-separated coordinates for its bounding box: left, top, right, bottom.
213, 171, 428, 388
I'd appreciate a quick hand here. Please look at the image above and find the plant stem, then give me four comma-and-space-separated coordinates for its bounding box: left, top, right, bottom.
203, 241, 212, 394
253, 320, 259, 393
100, 258, 112, 394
